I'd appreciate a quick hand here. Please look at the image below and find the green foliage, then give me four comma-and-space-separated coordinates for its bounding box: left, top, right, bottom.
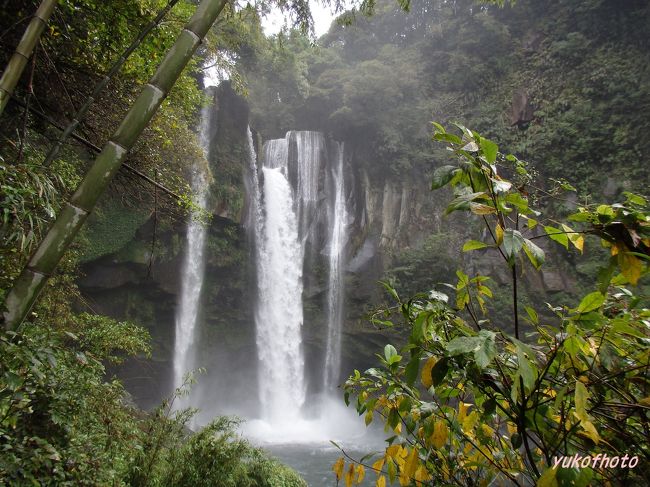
79, 198, 151, 263
338, 126, 649, 486
0, 145, 81, 254
242, 0, 650, 194
0, 318, 148, 485
139, 415, 308, 487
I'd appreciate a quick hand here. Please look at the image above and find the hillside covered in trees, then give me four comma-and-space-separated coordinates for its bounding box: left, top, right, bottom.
1, 0, 648, 486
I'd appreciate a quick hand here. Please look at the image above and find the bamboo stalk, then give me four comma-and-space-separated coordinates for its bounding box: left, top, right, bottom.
42, 0, 181, 167
0, 0, 59, 117
2, 0, 228, 329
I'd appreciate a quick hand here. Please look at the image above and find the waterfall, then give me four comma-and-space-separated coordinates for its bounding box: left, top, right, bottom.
173, 105, 211, 405
292, 131, 323, 241
254, 139, 306, 424
244, 131, 363, 443
324, 143, 347, 391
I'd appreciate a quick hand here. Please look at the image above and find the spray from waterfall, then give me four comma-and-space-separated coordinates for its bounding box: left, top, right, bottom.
324, 143, 347, 391
173, 105, 211, 407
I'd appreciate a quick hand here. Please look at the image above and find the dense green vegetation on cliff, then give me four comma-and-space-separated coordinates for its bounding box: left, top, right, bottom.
242, 0, 650, 193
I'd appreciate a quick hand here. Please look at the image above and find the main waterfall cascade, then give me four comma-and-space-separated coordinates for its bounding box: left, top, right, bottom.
244, 131, 366, 443
173, 105, 212, 412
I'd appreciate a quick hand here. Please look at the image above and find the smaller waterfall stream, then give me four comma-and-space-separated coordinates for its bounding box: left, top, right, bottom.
324, 143, 347, 391
173, 105, 211, 408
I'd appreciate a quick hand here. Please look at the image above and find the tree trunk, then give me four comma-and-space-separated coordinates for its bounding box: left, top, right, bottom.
0, 0, 59, 117
1, 0, 229, 330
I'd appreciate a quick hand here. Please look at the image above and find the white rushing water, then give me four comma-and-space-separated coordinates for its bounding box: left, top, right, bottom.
254, 142, 306, 425
242, 132, 369, 446
324, 143, 347, 391
293, 131, 323, 240
173, 105, 211, 407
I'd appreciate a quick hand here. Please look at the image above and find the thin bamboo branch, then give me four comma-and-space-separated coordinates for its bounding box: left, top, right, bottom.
0, 0, 59, 116
1, 0, 228, 330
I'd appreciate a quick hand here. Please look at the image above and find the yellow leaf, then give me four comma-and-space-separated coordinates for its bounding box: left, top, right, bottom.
578, 419, 601, 444
480, 424, 495, 437
355, 465, 366, 485
414, 465, 431, 482
376, 475, 386, 487
333, 457, 345, 481
574, 381, 589, 422
420, 356, 437, 389
536, 467, 558, 487
618, 252, 642, 285
574, 235, 584, 252
387, 458, 397, 483
495, 223, 504, 245
470, 202, 496, 215
386, 445, 402, 459
430, 421, 449, 449
574, 381, 600, 444
372, 457, 385, 474
345, 463, 355, 487
458, 402, 471, 422
398, 447, 419, 485
365, 409, 374, 426
562, 223, 584, 253
639, 396, 650, 407
462, 411, 479, 433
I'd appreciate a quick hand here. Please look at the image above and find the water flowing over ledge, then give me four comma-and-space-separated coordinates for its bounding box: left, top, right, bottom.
173, 104, 211, 413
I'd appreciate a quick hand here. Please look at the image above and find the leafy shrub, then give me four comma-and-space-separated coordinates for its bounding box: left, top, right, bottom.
336, 125, 649, 486
0, 318, 147, 485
